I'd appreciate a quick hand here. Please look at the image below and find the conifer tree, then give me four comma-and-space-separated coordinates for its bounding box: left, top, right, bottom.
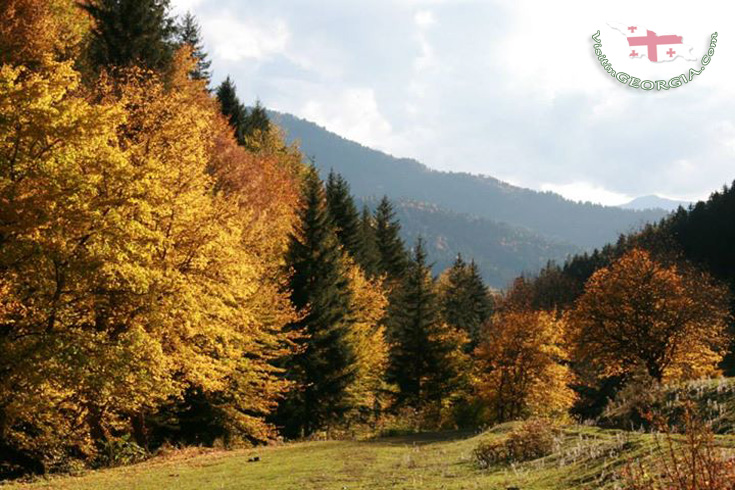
326, 171, 362, 258
441, 255, 493, 349
242, 100, 271, 140
374, 196, 408, 280
216, 77, 247, 144
357, 205, 381, 278
467, 260, 493, 335
387, 239, 467, 407
82, 0, 177, 72
176, 11, 211, 83
277, 168, 357, 437
215, 81, 271, 150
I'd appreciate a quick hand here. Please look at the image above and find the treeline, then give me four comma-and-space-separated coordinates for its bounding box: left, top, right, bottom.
506, 183, 735, 416
0, 0, 495, 477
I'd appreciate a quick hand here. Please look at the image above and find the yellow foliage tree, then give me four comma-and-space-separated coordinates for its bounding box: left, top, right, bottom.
91, 51, 302, 443
0, 57, 174, 467
475, 310, 575, 423
0, 45, 303, 470
569, 249, 730, 382
0, 0, 89, 66
344, 262, 389, 424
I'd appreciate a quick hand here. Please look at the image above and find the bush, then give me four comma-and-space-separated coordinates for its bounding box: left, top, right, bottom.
619, 403, 735, 490
600, 370, 665, 431
473, 418, 556, 468
600, 375, 735, 435
98, 435, 147, 468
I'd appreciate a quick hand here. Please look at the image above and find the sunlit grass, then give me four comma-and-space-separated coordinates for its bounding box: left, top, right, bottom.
8, 424, 710, 490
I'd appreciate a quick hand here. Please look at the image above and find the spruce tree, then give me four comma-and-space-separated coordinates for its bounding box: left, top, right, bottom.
215, 82, 271, 149
277, 168, 356, 437
356, 205, 381, 278
216, 77, 247, 144
467, 260, 493, 318
442, 255, 493, 349
374, 196, 408, 280
83, 0, 177, 72
387, 239, 464, 406
177, 11, 211, 83
325, 171, 362, 258
242, 100, 271, 140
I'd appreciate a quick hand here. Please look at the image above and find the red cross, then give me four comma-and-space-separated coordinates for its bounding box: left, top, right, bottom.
627, 30, 682, 62
667, 48, 676, 57
630, 50, 638, 57
628, 26, 637, 33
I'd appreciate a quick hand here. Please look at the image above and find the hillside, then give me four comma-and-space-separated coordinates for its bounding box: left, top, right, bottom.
8, 424, 716, 490
11, 379, 735, 489
388, 200, 578, 288
271, 112, 667, 250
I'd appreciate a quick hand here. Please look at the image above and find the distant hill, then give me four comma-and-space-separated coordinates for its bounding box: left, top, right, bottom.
271, 112, 667, 249
620, 195, 692, 212
388, 200, 579, 288
269, 111, 667, 286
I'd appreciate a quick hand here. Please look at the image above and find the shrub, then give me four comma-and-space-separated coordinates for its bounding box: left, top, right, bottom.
98, 435, 147, 468
619, 403, 735, 490
600, 369, 666, 431
473, 418, 556, 468
601, 375, 735, 435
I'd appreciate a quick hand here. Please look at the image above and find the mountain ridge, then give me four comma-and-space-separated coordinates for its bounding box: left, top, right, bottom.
270, 110, 667, 248
620, 195, 692, 212
268, 110, 667, 286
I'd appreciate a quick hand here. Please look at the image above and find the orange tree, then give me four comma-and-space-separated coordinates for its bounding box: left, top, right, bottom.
474, 310, 575, 423
569, 249, 730, 383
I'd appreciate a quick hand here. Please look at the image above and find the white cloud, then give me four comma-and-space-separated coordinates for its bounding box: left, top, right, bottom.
301, 88, 393, 151
169, 0, 208, 13
204, 16, 289, 62
414, 35, 436, 71
188, 0, 735, 204
541, 182, 632, 206
414, 10, 436, 28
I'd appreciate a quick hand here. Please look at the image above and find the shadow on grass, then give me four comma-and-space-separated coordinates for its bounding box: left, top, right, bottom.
366, 429, 477, 447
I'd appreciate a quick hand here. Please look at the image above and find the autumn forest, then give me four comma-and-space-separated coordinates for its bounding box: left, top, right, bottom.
3, 1, 735, 488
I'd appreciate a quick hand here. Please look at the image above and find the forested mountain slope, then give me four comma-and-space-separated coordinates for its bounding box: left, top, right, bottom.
272, 111, 666, 250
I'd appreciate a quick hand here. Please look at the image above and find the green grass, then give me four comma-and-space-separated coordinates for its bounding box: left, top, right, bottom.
9, 379, 735, 489
5, 424, 682, 490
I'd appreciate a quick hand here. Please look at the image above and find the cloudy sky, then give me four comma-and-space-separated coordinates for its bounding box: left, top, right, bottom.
171, 0, 734, 205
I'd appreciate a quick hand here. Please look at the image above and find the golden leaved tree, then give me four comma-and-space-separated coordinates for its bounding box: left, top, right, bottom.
344, 262, 389, 424
0, 0, 89, 67
0, 37, 302, 470
0, 56, 176, 468
569, 249, 730, 383
474, 310, 575, 423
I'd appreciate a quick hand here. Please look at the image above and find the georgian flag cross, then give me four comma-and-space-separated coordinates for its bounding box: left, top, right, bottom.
607, 22, 697, 62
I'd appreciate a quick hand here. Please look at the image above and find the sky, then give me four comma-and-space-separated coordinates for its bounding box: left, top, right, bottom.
171, 0, 735, 205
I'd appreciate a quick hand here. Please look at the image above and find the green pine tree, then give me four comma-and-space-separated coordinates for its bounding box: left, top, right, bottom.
325, 171, 362, 258
277, 168, 357, 438
387, 238, 465, 407
177, 11, 211, 83
215, 81, 270, 149
442, 255, 493, 349
374, 196, 408, 280
356, 205, 381, 278
242, 100, 271, 142
215, 77, 248, 144
83, 0, 177, 72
